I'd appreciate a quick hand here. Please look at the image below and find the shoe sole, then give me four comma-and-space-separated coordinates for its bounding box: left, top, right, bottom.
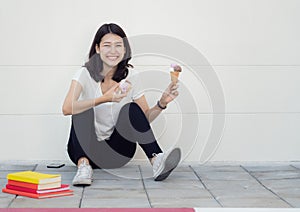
154, 148, 181, 181
72, 179, 92, 186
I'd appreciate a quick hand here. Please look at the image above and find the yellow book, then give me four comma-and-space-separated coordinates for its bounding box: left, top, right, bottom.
7, 171, 61, 185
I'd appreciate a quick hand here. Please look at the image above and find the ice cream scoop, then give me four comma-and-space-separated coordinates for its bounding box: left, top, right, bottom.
171, 63, 182, 72
119, 79, 131, 94
170, 64, 182, 83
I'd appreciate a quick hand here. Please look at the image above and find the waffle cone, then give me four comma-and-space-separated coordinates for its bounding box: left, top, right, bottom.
170, 71, 180, 83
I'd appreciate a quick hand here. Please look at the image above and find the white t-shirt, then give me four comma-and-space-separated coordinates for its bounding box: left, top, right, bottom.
72, 67, 144, 141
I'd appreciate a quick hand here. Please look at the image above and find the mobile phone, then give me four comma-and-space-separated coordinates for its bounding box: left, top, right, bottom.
47, 163, 65, 168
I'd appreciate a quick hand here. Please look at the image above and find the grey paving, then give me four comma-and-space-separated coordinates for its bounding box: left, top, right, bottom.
0, 164, 36, 171
191, 164, 294, 208
247, 170, 300, 181
79, 165, 149, 208
0, 162, 299, 208
10, 194, 82, 208
0, 179, 15, 208
291, 162, 300, 170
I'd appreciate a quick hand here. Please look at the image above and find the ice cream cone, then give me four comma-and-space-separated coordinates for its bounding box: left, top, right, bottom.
170, 71, 180, 83
169, 64, 182, 83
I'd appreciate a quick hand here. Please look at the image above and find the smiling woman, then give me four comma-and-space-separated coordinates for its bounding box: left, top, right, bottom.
83, 23, 133, 83
62, 23, 181, 186
97, 34, 126, 68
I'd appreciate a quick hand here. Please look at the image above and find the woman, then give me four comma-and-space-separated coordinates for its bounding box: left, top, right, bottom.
62, 23, 181, 186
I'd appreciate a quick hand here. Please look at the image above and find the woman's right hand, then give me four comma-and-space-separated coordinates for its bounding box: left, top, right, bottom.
103, 83, 129, 103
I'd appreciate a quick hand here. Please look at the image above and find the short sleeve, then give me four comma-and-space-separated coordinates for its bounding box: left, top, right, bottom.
72, 67, 92, 92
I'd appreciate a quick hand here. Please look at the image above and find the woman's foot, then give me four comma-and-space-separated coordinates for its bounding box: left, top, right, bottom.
152, 148, 181, 181
72, 159, 93, 186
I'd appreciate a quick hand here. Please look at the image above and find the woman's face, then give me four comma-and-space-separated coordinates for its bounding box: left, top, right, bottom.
96, 33, 126, 68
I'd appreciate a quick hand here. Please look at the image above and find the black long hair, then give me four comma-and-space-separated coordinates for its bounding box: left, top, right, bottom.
84, 23, 133, 82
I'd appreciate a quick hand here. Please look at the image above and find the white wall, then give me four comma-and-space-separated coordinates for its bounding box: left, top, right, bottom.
0, 0, 299, 162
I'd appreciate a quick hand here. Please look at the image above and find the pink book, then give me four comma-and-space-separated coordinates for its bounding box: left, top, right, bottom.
6, 184, 70, 194
8, 179, 61, 190
2, 188, 73, 199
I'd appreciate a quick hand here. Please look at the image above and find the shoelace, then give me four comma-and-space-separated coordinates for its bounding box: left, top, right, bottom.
76, 163, 91, 178
152, 153, 164, 170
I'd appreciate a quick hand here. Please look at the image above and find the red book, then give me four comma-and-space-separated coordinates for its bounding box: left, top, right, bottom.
2, 188, 73, 199
6, 184, 70, 194
8, 180, 61, 190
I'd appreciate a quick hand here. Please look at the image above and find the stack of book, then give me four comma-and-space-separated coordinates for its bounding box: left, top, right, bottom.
2, 171, 73, 199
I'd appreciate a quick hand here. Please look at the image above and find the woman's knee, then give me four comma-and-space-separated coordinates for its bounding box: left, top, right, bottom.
119, 102, 144, 117
121, 102, 140, 111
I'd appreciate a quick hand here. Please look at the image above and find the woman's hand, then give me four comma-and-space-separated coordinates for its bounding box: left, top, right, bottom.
159, 82, 179, 107
103, 83, 129, 103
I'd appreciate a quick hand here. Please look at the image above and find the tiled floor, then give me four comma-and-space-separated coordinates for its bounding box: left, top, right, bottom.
0, 161, 299, 208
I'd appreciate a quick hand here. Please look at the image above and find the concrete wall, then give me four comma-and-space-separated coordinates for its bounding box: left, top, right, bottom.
0, 0, 299, 162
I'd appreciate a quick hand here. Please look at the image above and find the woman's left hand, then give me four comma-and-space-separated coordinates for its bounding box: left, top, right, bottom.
159, 82, 179, 107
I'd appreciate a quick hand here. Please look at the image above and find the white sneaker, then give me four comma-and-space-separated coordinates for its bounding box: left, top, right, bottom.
152, 148, 181, 181
72, 160, 93, 186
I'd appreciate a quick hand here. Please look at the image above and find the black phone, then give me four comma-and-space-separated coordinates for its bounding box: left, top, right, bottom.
47, 163, 65, 168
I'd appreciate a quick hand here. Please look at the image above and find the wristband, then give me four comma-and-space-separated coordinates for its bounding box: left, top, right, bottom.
157, 101, 167, 110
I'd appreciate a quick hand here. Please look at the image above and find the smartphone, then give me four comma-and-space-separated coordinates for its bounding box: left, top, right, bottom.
47, 163, 65, 168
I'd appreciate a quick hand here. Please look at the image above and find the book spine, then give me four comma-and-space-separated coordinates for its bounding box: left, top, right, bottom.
2, 188, 73, 199
6, 184, 37, 194
7, 180, 38, 190
7, 175, 38, 184
2, 188, 39, 199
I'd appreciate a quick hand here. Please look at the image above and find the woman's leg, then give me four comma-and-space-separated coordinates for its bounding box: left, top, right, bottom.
67, 110, 95, 185
68, 103, 163, 169
107, 102, 163, 162
70, 108, 133, 169
110, 102, 181, 181
67, 119, 101, 169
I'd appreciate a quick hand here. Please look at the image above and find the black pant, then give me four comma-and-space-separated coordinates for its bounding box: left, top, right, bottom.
67, 102, 163, 169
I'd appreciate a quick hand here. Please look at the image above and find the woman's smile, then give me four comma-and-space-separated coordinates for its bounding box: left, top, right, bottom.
106, 55, 119, 61
96, 33, 126, 68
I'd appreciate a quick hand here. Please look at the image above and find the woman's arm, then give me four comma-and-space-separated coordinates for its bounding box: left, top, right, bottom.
62, 80, 106, 115
62, 80, 127, 116
134, 82, 179, 123
134, 95, 164, 123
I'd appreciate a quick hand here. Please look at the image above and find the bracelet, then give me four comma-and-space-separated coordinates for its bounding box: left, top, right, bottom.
157, 100, 167, 110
